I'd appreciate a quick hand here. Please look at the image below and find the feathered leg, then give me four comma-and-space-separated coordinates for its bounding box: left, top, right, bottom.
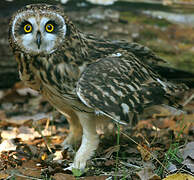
73, 112, 99, 170
60, 109, 83, 148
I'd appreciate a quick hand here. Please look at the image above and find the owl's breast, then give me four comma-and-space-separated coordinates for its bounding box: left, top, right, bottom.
15, 52, 92, 113
35, 57, 92, 113
15, 52, 42, 91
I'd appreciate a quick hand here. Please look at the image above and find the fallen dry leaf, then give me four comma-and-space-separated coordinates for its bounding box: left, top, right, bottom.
41, 153, 48, 161
53, 150, 63, 161
180, 141, 194, 173
136, 167, 161, 180
52, 173, 75, 180
166, 162, 177, 173
1, 113, 50, 126
104, 159, 115, 166
183, 158, 194, 173
0, 171, 9, 179
0, 151, 21, 170
17, 126, 41, 141
163, 173, 194, 180
3, 160, 42, 180
137, 144, 152, 161
103, 145, 120, 159
0, 140, 16, 153
0, 126, 45, 144
181, 141, 194, 160
1, 128, 18, 139
151, 114, 194, 138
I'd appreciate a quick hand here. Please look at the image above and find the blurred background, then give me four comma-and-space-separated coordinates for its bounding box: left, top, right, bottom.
1, 0, 194, 89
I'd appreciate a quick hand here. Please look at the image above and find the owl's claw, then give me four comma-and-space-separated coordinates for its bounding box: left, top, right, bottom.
63, 162, 85, 173
63, 163, 74, 172
63, 154, 87, 171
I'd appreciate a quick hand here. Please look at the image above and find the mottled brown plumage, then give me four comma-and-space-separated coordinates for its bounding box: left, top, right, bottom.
9, 4, 188, 170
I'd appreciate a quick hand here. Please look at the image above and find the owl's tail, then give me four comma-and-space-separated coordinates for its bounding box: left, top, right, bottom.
153, 65, 194, 88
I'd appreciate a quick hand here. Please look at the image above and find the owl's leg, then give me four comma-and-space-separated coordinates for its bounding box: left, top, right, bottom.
61, 109, 83, 148
72, 112, 99, 170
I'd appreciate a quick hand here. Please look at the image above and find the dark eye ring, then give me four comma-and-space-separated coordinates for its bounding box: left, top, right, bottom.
45, 24, 54, 32
24, 24, 32, 33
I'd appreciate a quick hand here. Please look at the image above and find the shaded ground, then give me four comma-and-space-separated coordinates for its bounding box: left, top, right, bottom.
0, 83, 193, 179
0, 0, 194, 179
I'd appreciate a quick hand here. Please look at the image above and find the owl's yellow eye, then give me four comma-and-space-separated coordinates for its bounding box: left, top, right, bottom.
45, 24, 54, 33
24, 24, 32, 33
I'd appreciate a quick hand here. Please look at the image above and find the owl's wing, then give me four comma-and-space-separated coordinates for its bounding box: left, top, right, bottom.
76, 53, 187, 125
116, 42, 166, 65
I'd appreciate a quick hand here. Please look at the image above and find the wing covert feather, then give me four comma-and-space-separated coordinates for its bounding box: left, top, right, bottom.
76, 53, 186, 124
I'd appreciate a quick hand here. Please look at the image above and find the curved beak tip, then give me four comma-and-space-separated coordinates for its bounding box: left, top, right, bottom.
36, 33, 41, 49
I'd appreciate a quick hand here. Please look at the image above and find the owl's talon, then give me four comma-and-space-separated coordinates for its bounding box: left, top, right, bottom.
63, 163, 86, 174
63, 163, 74, 172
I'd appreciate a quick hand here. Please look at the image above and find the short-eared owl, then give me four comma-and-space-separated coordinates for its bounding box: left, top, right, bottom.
9, 4, 188, 170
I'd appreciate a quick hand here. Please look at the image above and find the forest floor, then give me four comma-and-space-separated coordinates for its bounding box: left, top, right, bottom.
0, 83, 193, 180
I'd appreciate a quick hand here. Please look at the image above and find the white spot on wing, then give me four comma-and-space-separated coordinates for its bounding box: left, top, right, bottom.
117, 90, 123, 96
95, 110, 127, 125
95, 110, 104, 115
19, 71, 22, 80
110, 96, 116, 103
76, 87, 91, 108
121, 103, 129, 114
112, 52, 122, 57
157, 78, 167, 90
127, 84, 136, 91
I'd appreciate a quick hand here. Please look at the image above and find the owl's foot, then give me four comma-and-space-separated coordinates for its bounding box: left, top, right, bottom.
63, 163, 85, 173
73, 134, 99, 170
63, 163, 74, 171
71, 112, 99, 170
64, 133, 99, 171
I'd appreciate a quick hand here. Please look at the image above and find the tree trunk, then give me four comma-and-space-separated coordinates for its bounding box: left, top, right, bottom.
0, 16, 19, 89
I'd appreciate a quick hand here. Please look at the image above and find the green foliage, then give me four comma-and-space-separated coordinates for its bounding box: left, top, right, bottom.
72, 168, 88, 177
9, 177, 16, 180
142, 17, 171, 27
165, 143, 183, 164
120, 11, 171, 28
114, 123, 121, 180
156, 142, 183, 177
156, 119, 186, 177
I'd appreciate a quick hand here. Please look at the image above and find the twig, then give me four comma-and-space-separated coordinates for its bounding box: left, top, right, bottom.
120, 131, 169, 174
183, 94, 194, 106
120, 161, 141, 169
6, 173, 42, 180
175, 163, 194, 177
33, 121, 53, 154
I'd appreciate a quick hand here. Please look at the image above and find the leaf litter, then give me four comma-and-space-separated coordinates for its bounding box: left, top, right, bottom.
0, 82, 193, 179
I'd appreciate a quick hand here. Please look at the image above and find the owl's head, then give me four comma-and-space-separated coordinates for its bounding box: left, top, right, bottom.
9, 4, 67, 55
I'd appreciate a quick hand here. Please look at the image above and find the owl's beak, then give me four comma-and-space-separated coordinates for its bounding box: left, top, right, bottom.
36, 31, 41, 49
